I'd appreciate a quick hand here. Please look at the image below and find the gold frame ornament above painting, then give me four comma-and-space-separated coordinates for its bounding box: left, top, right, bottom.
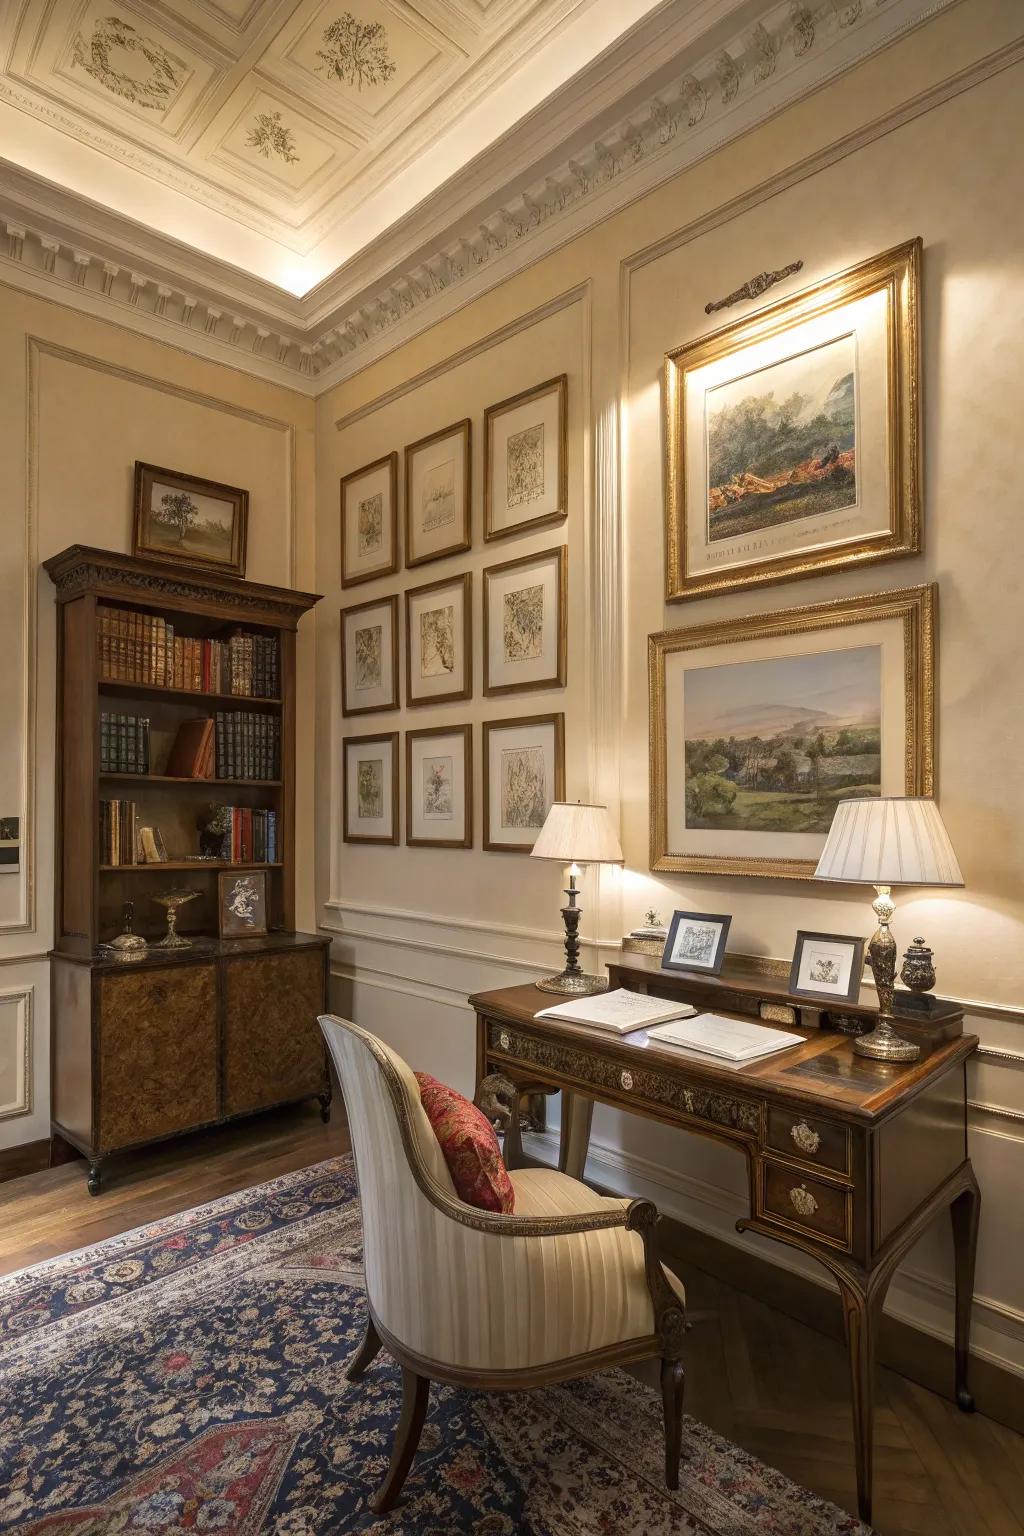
132, 462, 248, 577
483, 544, 567, 697
340, 593, 399, 718
405, 571, 472, 708
483, 713, 565, 854
343, 732, 399, 845
406, 724, 472, 849
649, 584, 935, 880
404, 419, 472, 568
664, 239, 922, 601
484, 374, 568, 541
340, 452, 399, 588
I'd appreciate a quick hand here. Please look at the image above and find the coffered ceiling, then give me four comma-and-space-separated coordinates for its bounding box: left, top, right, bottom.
0, 0, 666, 290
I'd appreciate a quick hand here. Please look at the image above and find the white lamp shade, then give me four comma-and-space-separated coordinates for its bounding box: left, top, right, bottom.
814, 797, 963, 887
529, 801, 624, 864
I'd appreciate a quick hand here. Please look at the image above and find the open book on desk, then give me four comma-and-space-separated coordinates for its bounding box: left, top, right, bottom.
534, 988, 697, 1035
647, 1012, 804, 1062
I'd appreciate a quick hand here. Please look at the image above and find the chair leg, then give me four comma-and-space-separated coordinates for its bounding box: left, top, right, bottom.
371, 1366, 430, 1514
346, 1313, 383, 1382
660, 1358, 686, 1490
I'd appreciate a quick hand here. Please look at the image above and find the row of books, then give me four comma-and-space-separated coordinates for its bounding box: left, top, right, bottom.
99, 798, 277, 867
215, 713, 280, 781
216, 807, 278, 865
97, 605, 279, 698
100, 713, 151, 775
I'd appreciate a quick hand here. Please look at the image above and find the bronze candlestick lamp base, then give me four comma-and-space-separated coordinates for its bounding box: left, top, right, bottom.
536, 865, 609, 997
855, 885, 920, 1061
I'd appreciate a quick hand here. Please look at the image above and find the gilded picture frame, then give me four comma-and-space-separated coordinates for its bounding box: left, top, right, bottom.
482, 713, 565, 854
343, 732, 400, 845
132, 462, 248, 578
483, 544, 567, 697
404, 571, 472, 708
649, 584, 935, 880
406, 723, 473, 849
340, 593, 399, 718
340, 452, 399, 588
664, 239, 922, 601
404, 419, 472, 568
484, 374, 568, 541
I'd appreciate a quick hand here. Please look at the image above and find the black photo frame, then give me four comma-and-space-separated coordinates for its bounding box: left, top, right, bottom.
661, 909, 731, 975
789, 930, 865, 1004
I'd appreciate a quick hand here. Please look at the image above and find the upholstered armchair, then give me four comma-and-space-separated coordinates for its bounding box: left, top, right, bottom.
320, 1014, 688, 1513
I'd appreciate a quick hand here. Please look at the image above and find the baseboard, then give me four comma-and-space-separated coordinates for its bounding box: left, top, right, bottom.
0, 1138, 51, 1184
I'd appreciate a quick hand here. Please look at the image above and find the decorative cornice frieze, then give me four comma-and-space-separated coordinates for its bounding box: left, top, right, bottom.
0, 0, 964, 394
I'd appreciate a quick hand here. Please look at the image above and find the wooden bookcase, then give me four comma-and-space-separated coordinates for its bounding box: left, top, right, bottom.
44, 546, 330, 1193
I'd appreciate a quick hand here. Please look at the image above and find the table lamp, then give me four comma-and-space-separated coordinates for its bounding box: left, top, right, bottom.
814, 797, 963, 1061
530, 801, 624, 996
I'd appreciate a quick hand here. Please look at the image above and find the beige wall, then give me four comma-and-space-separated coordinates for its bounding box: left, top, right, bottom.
317, 0, 1024, 1383
0, 283, 317, 1154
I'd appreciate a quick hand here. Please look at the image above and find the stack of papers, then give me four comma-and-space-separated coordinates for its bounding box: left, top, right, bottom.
647, 1012, 804, 1062
534, 988, 697, 1035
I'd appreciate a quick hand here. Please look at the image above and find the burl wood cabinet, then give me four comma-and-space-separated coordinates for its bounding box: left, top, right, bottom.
52, 935, 330, 1193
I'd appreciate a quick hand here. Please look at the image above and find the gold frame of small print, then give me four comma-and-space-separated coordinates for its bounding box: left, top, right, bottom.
404, 571, 472, 708
484, 374, 568, 541
483, 544, 567, 697
340, 593, 399, 718
343, 732, 400, 845
406, 723, 473, 849
482, 712, 565, 854
404, 418, 472, 568
340, 452, 399, 588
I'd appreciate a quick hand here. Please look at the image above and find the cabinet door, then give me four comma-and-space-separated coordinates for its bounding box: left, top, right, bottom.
97, 965, 219, 1152
222, 949, 327, 1118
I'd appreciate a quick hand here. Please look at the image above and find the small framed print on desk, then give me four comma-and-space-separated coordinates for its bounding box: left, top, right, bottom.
790, 931, 865, 1005
662, 909, 731, 975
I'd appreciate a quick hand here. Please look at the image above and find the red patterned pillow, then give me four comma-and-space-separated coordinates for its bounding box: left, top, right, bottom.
414, 1072, 515, 1214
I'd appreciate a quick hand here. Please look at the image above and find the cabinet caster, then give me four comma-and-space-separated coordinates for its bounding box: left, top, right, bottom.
956, 1389, 976, 1413
87, 1162, 102, 1196
318, 1093, 332, 1125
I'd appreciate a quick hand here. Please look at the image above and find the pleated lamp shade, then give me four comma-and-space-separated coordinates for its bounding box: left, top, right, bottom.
530, 802, 624, 865
814, 797, 963, 887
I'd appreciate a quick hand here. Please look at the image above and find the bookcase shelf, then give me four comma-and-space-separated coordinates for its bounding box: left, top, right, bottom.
98, 678, 282, 709
99, 773, 283, 788
99, 861, 285, 873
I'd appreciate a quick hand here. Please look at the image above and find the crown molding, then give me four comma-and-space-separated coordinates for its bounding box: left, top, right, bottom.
0, 0, 967, 395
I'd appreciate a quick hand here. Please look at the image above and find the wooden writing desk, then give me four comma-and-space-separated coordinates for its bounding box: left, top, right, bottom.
470, 959, 980, 1526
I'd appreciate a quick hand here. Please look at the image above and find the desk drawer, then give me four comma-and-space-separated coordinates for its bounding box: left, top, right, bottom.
758, 1159, 853, 1251
765, 1107, 850, 1177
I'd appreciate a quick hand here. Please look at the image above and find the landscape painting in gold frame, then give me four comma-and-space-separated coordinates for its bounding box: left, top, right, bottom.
664, 240, 921, 601
649, 585, 935, 880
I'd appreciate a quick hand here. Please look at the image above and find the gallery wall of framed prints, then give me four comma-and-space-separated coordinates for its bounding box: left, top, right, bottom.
337, 368, 572, 853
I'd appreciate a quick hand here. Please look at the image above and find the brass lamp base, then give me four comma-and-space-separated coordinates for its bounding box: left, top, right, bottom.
536, 970, 609, 997
852, 1016, 921, 1061
854, 884, 920, 1062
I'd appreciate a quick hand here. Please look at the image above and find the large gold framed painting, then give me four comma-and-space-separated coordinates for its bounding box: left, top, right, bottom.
664, 241, 921, 601
649, 585, 935, 879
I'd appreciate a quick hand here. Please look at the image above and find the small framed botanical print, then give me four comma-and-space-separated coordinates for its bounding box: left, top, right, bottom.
341, 594, 399, 717
404, 419, 472, 568
483, 544, 567, 697
483, 713, 565, 853
341, 452, 398, 587
406, 724, 472, 848
484, 374, 567, 540
343, 732, 399, 844
661, 910, 731, 975
217, 870, 268, 939
405, 572, 472, 707
789, 930, 865, 1004
133, 462, 248, 577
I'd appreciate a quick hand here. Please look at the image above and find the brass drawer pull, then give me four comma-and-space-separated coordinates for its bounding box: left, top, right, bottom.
620, 1069, 634, 1091
790, 1120, 821, 1155
790, 1184, 819, 1218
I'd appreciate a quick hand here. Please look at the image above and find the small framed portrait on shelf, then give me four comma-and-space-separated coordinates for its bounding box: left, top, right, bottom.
789, 930, 865, 1004
483, 544, 567, 696
406, 724, 472, 848
484, 374, 567, 540
341, 594, 399, 717
132, 462, 248, 577
661, 910, 731, 975
341, 452, 399, 587
217, 870, 268, 939
405, 572, 472, 707
343, 732, 399, 845
482, 713, 564, 853
404, 419, 472, 567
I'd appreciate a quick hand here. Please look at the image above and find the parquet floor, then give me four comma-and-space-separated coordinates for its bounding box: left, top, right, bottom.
1, 1105, 1021, 1536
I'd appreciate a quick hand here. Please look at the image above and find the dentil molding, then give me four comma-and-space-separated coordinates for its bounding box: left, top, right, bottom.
0, 0, 962, 395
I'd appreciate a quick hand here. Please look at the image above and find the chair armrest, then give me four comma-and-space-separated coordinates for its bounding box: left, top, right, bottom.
627, 1199, 688, 1359
439, 1195, 637, 1240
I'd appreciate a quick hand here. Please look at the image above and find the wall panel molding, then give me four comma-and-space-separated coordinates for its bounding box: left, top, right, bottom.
0, 985, 33, 1121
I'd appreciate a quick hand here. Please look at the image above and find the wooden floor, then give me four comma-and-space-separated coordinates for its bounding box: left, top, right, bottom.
1, 1108, 1021, 1536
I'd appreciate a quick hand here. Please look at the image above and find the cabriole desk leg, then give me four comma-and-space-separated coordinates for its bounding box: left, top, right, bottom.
558, 1093, 594, 1181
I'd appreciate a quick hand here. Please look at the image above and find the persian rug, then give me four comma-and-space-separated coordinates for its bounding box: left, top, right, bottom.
0, 1157, 874, 1535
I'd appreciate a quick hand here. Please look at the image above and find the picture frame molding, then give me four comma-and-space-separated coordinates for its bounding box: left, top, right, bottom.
661, 909, 732, 975
343, 730, 400, 846
484, 373, 568, 542
482, 711, 565, 854
216, 869, 268, 939
340, 592, 400, 717
664, 238, 922, 601
648, 582, 936, 879
405, 723, 473, 849
789, 929, 866, 1004
483, 543, 568, 697
404, 418, 472, 568
132, 461, 248, 578
404, 570, 473, 708
340, 451, 399, 589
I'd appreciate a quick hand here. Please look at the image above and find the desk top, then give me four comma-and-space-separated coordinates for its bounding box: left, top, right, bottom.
470, 984, 977, 1125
